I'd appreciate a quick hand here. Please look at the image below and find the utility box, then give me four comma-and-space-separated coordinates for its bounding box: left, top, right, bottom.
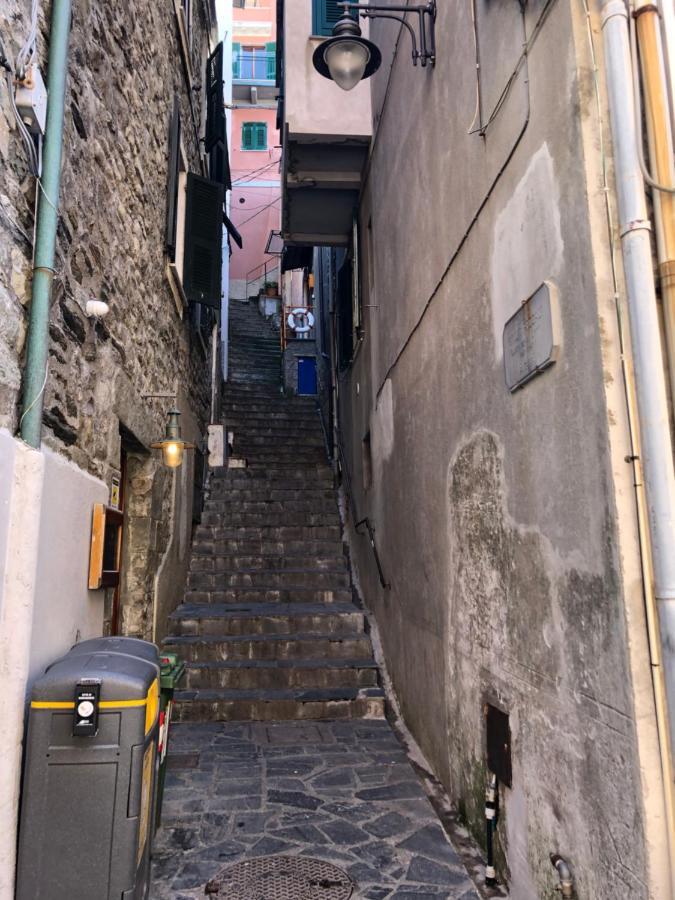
16, 642, 160, 900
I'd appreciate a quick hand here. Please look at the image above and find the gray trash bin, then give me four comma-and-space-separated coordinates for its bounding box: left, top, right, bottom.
16, 641, 160, 900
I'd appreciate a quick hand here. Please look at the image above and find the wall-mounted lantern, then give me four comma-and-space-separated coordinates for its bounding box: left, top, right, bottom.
312, 2, 436, 91
150, 409, 195, 469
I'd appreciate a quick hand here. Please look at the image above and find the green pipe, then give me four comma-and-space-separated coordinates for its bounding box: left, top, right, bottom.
19, 0, 72, 448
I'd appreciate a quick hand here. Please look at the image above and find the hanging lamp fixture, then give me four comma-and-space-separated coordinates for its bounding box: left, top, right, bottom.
312, 1, 437, 91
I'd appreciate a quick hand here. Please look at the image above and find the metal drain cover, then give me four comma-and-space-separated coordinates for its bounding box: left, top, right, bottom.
205, 855, 353, 899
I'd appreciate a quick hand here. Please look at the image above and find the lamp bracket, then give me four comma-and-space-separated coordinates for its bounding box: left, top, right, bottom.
337, 1, 436, 67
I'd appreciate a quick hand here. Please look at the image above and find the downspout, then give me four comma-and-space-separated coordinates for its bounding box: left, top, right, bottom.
631, 0, 675, 408
19, 0, 72, 448
601, 1, 675, 893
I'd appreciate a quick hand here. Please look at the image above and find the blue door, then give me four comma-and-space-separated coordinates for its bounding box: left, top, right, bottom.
297, 357, 317, 395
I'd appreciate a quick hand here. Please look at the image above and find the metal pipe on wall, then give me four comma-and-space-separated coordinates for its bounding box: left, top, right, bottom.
601, 1, 675, 893
19, 0, 72, 449
632, 0, 675, 408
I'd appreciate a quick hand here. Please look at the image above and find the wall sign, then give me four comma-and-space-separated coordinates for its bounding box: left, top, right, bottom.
503, 282, 560, 392
110, 475, 121, 510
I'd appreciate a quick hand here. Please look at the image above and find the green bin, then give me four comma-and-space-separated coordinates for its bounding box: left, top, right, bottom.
156, 651, 185, 828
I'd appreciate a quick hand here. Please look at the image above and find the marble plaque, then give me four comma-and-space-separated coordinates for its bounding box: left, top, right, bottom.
503, 282, 559, 392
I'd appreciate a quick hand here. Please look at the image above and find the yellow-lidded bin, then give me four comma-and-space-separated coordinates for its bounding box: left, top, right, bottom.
16, 641, 160, 900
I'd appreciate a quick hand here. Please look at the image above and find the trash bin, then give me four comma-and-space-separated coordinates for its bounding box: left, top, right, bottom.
156, 651, 185, 829
16, 641, 160, 900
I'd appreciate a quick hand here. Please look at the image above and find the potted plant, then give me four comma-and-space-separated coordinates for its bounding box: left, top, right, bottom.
264, 281, 278, 297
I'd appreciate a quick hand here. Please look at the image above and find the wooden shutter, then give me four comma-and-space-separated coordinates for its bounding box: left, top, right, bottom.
254, 123, 267, 150
183, 173, 223, 310
232, 42, 241, 78
209, 140, 231, 190
206, 42, 225, 152
242, 122, 252, 149
166, 95, 181, 259
313, 0, 342, 35
266, 42, 276, 80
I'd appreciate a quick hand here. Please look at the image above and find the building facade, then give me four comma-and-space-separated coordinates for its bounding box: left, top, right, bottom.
228, 0, 281, 301
279, 0, 675, 897
0, 0, 229, 892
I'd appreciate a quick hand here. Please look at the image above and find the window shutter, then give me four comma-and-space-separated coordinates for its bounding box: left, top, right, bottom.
209, 140, 231, 190
205, 42, 225, 152
313, 0, 342, 36
265, 42, 276, 80
255, 123, 267, 150
242, 122, 252, 149
232, 42, 241, 78
166, 95, 181, 259
183, 173, 223, 310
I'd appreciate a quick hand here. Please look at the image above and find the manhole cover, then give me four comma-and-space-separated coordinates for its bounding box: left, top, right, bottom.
205, 855, 353, 899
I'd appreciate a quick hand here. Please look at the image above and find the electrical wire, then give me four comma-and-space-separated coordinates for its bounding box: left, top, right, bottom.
233, 196, 280, 228
16, 0, 39, 79
628, 4, 675, 193
232, 157, 281, 185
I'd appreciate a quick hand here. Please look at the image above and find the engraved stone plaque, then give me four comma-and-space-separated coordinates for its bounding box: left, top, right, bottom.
503, 282, 559, 392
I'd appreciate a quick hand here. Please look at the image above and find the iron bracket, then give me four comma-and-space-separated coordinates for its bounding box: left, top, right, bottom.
338, 1, 437, 67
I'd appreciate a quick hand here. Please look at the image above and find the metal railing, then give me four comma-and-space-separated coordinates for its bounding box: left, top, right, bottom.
335, 430, 390, 590
245, 258, 280, 302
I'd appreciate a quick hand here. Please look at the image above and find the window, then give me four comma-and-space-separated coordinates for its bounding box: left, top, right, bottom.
233, 43, 276, 80
313, 0, 343, 36
242, 121, 268, 151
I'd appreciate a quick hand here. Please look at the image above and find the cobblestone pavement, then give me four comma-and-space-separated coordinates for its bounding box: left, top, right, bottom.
150, 720, 482, 899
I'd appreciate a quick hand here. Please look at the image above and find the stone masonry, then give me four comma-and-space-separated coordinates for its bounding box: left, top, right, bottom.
0, 0, 217, 637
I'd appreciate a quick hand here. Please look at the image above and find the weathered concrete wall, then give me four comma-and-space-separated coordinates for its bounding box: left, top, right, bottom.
0, 0, 217, 638
333, 0, 666, 896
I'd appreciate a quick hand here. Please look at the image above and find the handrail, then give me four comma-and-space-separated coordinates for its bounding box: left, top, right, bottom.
335, 430, 390, 590
316, 401, 332, 463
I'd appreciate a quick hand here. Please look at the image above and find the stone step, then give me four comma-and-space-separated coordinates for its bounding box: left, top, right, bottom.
223, 409, 319, 420
164, 631, 374, 661
194, 524, 342, 542
231, 433, 325, 448
220, 470, 333, 484
171, 687, 386, 722
188, 568, 351, 589
200, 512, 339, 529
185, 585, 352, 604
225, 424, 324, 438
207, 488, 336, 501
204, 499, 338, 514
189, 554, 347, 571
183, 658, 379, 690
191, 539, 345, 556
232, 449, 327, 462
169, 602, 363, 636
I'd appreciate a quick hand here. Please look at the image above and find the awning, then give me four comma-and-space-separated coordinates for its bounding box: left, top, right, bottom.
223, 213, 243, 249
281, 245, 313, 273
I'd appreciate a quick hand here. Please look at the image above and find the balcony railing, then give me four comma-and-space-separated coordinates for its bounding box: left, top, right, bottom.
233, 50, 275, 83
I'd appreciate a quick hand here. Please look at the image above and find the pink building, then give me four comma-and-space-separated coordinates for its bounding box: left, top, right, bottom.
229, 0, 281, 300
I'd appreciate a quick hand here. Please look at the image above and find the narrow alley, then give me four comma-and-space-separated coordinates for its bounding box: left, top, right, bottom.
151, 301, 482, 899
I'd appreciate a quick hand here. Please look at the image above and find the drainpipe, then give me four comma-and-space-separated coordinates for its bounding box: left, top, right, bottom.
601, 0, 675, 892
631, 0, 675, 409
550, 855, 574, 899
484, 773, 497, 886
19, 0, 72, 448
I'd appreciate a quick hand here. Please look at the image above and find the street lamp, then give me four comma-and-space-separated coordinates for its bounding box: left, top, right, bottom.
312, 2, 437, 91
150, 409, 196, 469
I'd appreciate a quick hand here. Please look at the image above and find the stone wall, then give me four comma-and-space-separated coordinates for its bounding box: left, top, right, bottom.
0, 0, 218, 639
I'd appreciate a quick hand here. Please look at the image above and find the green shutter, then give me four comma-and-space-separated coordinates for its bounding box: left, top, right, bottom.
232, 41, 241, 78
255, 123, 267, 150
242, 122, 253, 149
265, 41, 276, 80
183, 173, 223, 310
313, 0, 342, 36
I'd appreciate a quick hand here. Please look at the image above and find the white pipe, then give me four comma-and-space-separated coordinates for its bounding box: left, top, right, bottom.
601, 0, 675, 744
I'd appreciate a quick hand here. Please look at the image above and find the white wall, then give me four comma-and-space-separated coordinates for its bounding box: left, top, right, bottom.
28, 445, 107, 683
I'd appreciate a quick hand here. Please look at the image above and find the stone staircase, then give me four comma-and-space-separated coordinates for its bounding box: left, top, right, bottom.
165, 300, 385, 722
